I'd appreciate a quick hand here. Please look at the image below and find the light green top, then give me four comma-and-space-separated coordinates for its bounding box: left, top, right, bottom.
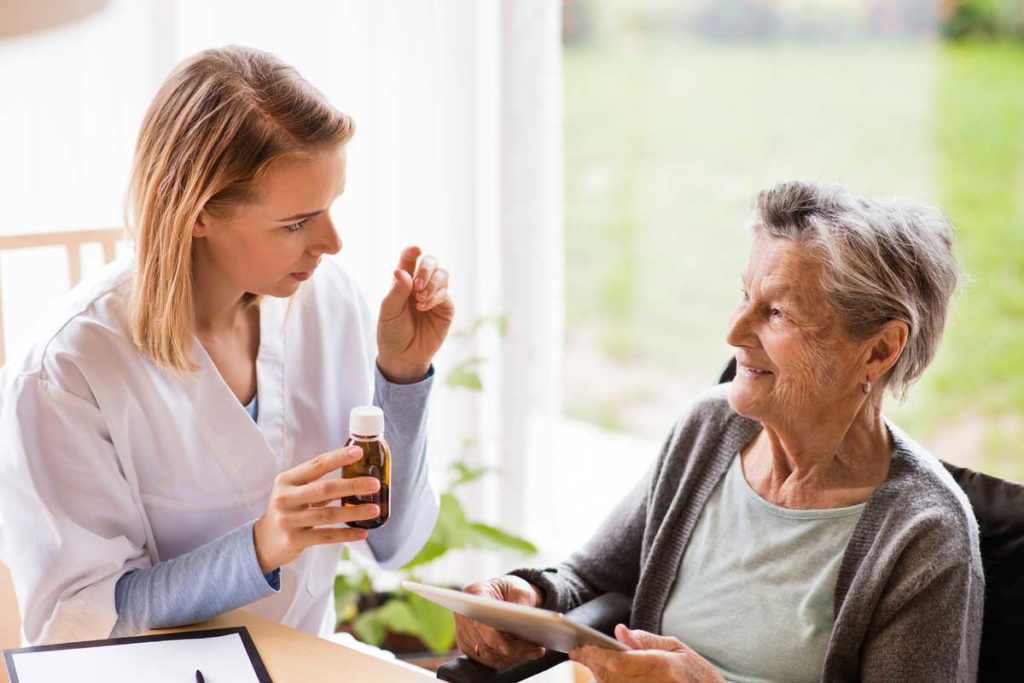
661, 454, 864, 683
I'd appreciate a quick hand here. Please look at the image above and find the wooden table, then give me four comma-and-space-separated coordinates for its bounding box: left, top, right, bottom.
151, 610, 435, 682
2, 609, 435, 683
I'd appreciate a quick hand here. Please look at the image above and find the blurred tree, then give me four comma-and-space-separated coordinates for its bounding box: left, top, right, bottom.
941, 0, 1024, 39
562, 0, 594, 45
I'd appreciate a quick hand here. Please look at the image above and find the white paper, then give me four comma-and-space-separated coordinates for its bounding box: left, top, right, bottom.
9, 633, 263, 683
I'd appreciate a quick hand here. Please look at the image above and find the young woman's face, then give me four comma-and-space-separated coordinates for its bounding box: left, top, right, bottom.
194, 146, 347, 298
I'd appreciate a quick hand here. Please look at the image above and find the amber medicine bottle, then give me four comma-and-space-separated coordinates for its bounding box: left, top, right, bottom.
342, 406, 391, 529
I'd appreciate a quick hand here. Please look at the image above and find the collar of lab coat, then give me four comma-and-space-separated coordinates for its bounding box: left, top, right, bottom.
187, 294, 289, 486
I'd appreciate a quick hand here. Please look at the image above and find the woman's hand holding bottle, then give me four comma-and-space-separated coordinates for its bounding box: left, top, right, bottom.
253, 446, 380, 573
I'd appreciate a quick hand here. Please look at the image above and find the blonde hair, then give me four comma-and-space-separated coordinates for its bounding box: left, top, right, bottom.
127, 46, 355, 372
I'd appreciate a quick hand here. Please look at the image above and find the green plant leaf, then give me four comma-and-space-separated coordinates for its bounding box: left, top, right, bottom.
401, 493, 471, 569
400, 531, 449, 569
351, 594, 455, 654
334, 574, 362, 623
352, 610, 386, 646
406, 593, 456, 654
445, 358, 485, 391
465, 522, 539, 555
449, 460, 493, 489
436, 493, 471, 544
454, 315, 505, 340
352, 599, 419, 646
334, 566, 376, 626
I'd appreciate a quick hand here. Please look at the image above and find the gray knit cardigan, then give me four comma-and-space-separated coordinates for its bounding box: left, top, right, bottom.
513, 384, 984, 682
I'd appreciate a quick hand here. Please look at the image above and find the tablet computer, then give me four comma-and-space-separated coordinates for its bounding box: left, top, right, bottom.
402, 580, 629, 653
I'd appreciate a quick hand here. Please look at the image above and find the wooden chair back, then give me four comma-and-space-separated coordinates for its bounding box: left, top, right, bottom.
0, 228, 125, 365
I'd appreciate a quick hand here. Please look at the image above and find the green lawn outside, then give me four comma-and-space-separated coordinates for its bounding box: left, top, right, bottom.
564, 37, 1024, 480
920, 41, 1024, 477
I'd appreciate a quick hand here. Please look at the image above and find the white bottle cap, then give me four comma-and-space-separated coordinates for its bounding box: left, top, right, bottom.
349, 406, 384, 437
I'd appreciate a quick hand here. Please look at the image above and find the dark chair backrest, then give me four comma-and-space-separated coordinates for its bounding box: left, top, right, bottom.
719, 356, 1024, 679
941, 463, 1024, 679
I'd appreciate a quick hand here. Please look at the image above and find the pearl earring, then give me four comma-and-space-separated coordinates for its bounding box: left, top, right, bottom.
862, 381, 871, 395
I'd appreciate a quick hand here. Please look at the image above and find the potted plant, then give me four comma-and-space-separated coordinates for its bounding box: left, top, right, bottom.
334, 459, 538, 669
333, 316, 538, 669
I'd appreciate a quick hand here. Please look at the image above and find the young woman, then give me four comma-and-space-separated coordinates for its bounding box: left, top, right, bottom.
0, 46, 454, 645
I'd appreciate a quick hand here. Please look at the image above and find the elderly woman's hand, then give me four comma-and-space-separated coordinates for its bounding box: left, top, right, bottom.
453, 576, 547, 669
570, 624, 726, 683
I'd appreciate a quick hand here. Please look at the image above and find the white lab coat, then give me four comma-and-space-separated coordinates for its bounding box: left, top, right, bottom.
0, 257, 437, 645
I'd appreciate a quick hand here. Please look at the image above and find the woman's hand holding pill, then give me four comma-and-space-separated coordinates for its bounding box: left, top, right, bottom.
377, 246, 454, 384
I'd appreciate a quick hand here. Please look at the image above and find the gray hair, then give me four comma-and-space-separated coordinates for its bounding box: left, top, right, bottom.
753, 181, 963, 398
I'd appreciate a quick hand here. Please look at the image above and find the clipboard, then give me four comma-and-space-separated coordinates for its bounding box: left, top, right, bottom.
3, 626, 272, 683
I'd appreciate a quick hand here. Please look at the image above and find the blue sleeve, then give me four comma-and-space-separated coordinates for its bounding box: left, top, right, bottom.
111, 519, 279, 637
366, 364, 439, 569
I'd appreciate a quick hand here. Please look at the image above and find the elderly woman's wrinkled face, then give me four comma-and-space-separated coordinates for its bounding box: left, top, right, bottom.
727, 232, 866, 427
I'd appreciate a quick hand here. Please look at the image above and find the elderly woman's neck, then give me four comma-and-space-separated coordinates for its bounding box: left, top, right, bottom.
744, 402, 893, 508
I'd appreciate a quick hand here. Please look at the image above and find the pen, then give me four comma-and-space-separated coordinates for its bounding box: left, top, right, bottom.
195, 670, 205, 683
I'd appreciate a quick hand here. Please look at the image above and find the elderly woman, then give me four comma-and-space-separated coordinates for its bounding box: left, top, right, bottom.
454, 181, 983, 682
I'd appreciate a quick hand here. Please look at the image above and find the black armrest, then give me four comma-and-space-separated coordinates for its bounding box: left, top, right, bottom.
436, 592, 631, 683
